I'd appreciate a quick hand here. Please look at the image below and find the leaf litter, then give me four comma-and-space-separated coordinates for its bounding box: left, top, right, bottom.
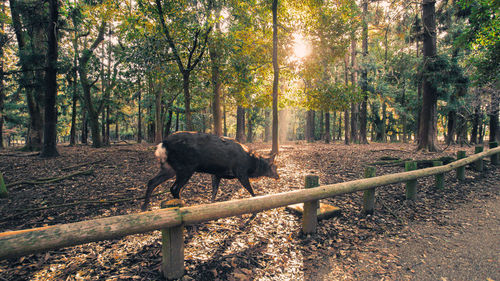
0, 142, 498, 280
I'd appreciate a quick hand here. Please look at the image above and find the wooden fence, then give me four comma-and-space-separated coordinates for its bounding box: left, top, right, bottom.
1, 144, 499, 279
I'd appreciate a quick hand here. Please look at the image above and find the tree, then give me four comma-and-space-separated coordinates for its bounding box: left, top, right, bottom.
40, 0, 60, 157
78, 22, 107, 148
154, 0, 211, 131
209, 2, 223, 136
359, 0, 369, 144
271, 0, 279, 154
9, 0, 46, 151
0, 1, 6, 149
417, 0, 439, 151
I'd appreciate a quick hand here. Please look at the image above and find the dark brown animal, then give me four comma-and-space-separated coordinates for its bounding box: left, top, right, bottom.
142, 132, 279, 210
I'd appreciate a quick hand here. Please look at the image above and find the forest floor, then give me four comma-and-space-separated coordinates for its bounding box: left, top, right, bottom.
0, 141, 498, 281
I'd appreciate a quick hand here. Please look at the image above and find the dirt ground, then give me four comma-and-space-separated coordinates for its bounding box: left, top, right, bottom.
0, 142, 498, 280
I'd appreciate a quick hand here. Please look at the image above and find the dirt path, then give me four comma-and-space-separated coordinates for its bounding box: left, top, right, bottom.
390, 193, 500, 281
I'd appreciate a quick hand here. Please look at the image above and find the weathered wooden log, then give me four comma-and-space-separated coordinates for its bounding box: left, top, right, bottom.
405, 161, 417, 200
302, 175, 319, 234
161, 200, 184, 280
362, 166, 376, 214
1, 146, 499, 260
433, 161, 444, 190
474, 146, 484, 172
489, 142, 498, 165
456, 151, 466, 181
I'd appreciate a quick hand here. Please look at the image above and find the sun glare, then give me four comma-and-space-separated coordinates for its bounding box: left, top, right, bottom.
292, 33, 312, 60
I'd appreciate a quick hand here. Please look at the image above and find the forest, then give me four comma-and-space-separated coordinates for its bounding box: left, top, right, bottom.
0, 0, 499, 280
0, 0, 497, 154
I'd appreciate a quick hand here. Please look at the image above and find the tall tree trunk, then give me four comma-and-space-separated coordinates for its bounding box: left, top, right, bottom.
324, 112, 331, 143
137, 84, 142, 143
81, 109, 88, 144
9, 0, 44, 151
115, 120, 119, 141
381, 100, 387, 142
209, 9, 222, 137
344, 54, 350, 144
264, 109, 271, 142
490, 89, 499, 142
247, 110, 254, 143
271, 0, 279, 154
306, 110, 315, 143
78, 22, 106, 148
223, 102, 227, 136
359, 0, 369, 144
104, 105, 110, 145
350, 37, 358, 143
337, 112, 342, 141
471, 104, 480, 144
154, 0, 209, 132
69, 76, 78, 146
182, 72, 193, 130
417, 0, 439, 151
164, 109, 173, 137
40, 0, 60, 157
0, 1, 5, 149
155, 82, 163, 143
236, 106, 246, 142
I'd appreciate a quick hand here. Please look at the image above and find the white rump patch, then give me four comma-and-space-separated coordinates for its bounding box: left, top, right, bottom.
154, 143, 167, 163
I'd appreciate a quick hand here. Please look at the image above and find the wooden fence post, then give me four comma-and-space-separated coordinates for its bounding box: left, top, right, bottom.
405, 161, 417, 200
302, 175, 319, 234
490, 141, 499, 165
474, 146, 484, 172
433, 161, 444, 190
161, 200, 184, 280
362, 166, 376, 214
0, 173, 7, 198
456, 151, 466, 181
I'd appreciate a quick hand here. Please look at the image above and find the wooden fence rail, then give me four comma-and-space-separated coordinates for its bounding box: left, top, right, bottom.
1, 146, 499, 277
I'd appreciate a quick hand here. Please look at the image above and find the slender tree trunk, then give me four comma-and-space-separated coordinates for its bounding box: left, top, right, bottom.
359, 0, 369, 144
0, 8, 4, 149
101, 110, 106, 145
69, 76, 78, 146
471, 105, 480, 144
0, 1, 5, 149
350, 37, 358, 143
81, 110, 88, 144
104, 105, 110, 145
417, 0, 439, 151
174, 110, 179, 132
209, 12, 222, 136
164, 109, 173, 137
155, 82, 163, 143
306, 110, 315, 143
236, 106, 246, 142
271, 0, 279, 154
9, 0, 44, 151
115, 120, 119, 141
223, 102, 227, 136
182, 72, 193, 131
381, 101, 387, 142
247, 110, 254, 143
324, 112, 331, 143
490, 89, 499, 142
137, 84, 142, 143
40, 0, 60, 157
264, 109, 271, 142
344, 54, 350, 144
78, 23, 106, 148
